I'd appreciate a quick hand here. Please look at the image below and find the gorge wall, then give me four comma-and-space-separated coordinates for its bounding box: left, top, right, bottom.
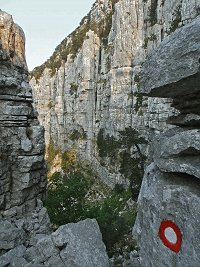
30, 0, 200, 189
0, 10, 46, 222
0, 11, 109, 267
30, 0, 200, 266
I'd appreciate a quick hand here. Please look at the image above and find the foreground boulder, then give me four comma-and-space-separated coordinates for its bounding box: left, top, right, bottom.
0, 219, 109, 267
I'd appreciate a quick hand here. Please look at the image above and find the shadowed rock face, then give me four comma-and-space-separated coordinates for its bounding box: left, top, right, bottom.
140, 15, 200, 117
133, 16, 200, 267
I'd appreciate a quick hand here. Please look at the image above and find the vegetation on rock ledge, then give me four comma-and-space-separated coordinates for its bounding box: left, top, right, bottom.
30, 0, 120, 82
46, 138, 77, 175
148, 0, 158, 26
97, 127, 147, 199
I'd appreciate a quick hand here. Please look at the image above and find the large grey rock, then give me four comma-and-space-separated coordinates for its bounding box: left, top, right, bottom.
0, 221, 25, 251
51, 219, 109, 267
154, 128, 200, 179
133, 163, 200, 267
140, 15, 200, 98
0, 245, 28, 267
133, 12, 200, 267
0, 219, 109, 267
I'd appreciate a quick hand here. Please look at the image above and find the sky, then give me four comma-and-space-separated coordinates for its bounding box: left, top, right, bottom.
0, 0, 94, 70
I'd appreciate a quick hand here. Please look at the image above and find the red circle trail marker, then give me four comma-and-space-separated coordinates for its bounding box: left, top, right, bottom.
159, 220, 182, 253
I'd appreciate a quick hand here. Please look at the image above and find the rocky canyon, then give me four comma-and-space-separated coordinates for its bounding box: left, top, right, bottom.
0, 0, 200, 266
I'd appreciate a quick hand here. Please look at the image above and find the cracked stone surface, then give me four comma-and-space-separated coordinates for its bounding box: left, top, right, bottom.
0, 219, 109, 267
133, 15, 200, 267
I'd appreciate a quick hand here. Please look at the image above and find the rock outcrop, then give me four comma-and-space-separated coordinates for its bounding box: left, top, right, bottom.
0, 10, 46, 224
0, 11, 109, 267
133, 16, 200, 267
0, 219, 109, 267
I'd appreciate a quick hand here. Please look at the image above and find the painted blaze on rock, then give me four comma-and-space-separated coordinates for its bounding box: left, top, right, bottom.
159, 220, 182, 253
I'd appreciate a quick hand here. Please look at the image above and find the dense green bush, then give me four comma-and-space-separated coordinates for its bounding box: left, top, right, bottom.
85, 189, 135, 255
45, 170, 136, 256
46, 139, 77, 175
46, 138, 61, 168
45, 172, 91, 225
97, 129, 120, 158
148, 0, 158, 26
168, 5, 182, 34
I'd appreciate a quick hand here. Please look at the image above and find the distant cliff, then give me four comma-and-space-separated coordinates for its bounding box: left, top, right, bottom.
30, 0, 200, 265
30, 0, 198, 188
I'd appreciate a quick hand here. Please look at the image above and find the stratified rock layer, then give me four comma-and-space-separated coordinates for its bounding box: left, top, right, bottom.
0, 10, 46, 221
133, 15, 200, 267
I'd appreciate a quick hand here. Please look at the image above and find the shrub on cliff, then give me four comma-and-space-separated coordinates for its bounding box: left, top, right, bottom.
97, 127, 147, 200
85, 189, 136, 255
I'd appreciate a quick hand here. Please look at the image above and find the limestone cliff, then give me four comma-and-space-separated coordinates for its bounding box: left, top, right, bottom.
29, 0, 200, 266
0, 11, 109, 267
30, 0, 199, 189
0, 10, 46, 220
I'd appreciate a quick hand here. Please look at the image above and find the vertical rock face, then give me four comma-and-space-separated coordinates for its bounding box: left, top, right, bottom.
0, 11, 27, 69
0, 11, 50, 256
133, 16, 200, 267
0, 11, 109, 267
0, 10, 50, 258
30, 0, 200, 187
0, 10, 46, 219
